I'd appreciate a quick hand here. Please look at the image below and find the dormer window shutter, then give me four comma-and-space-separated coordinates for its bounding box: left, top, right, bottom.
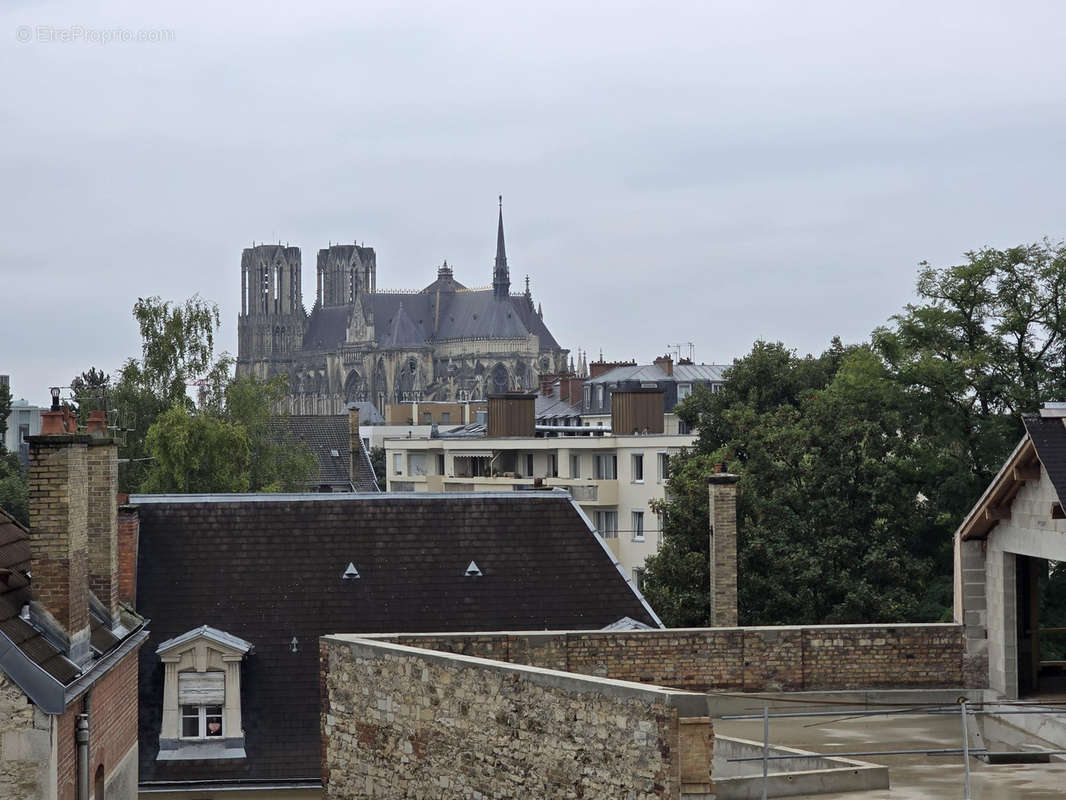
178, 671, 225, 705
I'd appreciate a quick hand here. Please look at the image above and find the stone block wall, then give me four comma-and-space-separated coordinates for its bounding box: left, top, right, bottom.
321, 636, 713, 799
363, 622, 970, 693
0, 672, 53, 799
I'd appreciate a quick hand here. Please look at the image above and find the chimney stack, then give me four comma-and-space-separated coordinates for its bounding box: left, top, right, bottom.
86, 411, 120, 624
653, 354, 674, 377
487, 393, 536, 437
709, 469, 739, 627
349, 406, 362, 487
27, 398, 92, 667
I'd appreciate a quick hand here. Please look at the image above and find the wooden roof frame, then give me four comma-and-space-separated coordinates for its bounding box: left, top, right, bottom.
958, 435, 1044, 540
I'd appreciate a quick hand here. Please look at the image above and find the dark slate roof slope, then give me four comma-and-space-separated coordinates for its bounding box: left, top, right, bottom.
266, 415, 379, 491
435, 291, 530, 340
134, 491, 657, 787
1023, 415, 1066, 503
301, 305, 350, 351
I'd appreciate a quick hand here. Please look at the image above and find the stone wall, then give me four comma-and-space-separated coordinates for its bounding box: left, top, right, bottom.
0, 671, 53, 799
321, 636, 713, 799
362, 622, 970, 692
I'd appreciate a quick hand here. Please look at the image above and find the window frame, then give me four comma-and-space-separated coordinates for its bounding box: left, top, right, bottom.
632, 453, 644, 483
631, 510, 645, 542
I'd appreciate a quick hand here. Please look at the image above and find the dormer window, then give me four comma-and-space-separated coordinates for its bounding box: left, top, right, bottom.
156, 625, 253, 761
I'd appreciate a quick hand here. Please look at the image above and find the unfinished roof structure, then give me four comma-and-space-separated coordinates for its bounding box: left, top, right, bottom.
956, 408, 1066, 698
132, 490, 657, 793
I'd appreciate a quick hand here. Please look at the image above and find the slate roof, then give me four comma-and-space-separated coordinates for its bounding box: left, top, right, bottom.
266, 415, 379, 491
299, 289, 558, 352
1023, 415, 1066, 503
133, 491, 658, 788
585, 363, 730, 385
0, 508, 145, 694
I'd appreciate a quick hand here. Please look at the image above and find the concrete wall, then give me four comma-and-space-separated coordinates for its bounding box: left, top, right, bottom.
321, 635, 713, 799
356, 623, 968, 693
0, 671, 55, 800
959, 464, 1066, 697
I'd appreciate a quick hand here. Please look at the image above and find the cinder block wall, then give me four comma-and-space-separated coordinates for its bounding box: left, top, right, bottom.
321, 636, 712, 799
365, 623, 972, 692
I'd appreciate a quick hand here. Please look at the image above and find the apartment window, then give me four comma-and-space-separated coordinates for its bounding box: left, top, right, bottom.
441, 412, 451, 424
678, 419, 691, 435
632, 454, 644, 482
593, 454, 617, 480
522, 453, 534, 477
570, 454, 581, 478
408, 453, 427, 476
392, 453, 402, 475
711, 383, 723, 394
595, 510, 618, 539
547, 453, 558, 478
633, 568, 645, 592
423, 412, 432, 424
178, 672, 225, 739
657, 453, 670, 482
657, 510, 665, 546
584, 385, 591, 408
596, 385, 604, 409
631, 511, 645, 542
678, 383, 692, 401
436, 453, 446, 475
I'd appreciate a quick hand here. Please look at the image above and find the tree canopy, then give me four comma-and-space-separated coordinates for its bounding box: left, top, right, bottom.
644, 240, 1066, 627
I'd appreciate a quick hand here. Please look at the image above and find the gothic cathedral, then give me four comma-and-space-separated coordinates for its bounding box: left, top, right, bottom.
236, 200, 569, 414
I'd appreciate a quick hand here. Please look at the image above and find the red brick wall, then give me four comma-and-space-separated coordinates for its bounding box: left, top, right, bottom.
363, 623, 972, 692
117, 508, 139, 607
57, 647, 141, 800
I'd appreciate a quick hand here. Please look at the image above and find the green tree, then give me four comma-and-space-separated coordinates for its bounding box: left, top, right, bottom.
141, 406, 252, 493
0, 379, 28, 526
221, 375, 316, 492
369, 447, 386, 491
644, 342, 946, 626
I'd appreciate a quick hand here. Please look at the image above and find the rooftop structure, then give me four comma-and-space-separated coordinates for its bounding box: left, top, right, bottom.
131, 489, 658, 795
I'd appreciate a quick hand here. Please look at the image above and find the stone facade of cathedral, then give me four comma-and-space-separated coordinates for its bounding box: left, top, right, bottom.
236, 203, 569, 415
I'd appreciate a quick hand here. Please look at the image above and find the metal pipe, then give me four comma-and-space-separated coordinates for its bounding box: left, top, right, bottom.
76, 714, 89, 800
961, 701, 972, 800
728, 747, 1066, 762
720, 707, 1066, 721
761, 706, 769, 800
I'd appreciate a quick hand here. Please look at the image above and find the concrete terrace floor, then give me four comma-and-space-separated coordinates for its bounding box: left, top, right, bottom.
716, 710, 1066, 799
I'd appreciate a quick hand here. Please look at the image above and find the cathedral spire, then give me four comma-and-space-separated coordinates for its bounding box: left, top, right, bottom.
493, 195, 510, 300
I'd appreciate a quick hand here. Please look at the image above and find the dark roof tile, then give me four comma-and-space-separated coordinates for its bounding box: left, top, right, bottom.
135, 492, 654, 785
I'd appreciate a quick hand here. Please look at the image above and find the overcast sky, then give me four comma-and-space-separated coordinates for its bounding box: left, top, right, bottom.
3, 1, 1065, 406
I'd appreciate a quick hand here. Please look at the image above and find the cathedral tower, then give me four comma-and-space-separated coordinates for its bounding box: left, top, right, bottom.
237, 244, 306, 375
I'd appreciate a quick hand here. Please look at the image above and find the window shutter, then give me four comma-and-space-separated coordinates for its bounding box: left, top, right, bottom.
178, 671, 225, 705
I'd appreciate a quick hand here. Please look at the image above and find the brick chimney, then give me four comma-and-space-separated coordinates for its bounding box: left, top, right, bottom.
349, 406, 362, 485
589, 358, 637, 379
653, 354, 674, 377
539, 374, 558, 397
27, 397, 92, 667
709, 465, 739, 627
85, 410, 120, 624
117, 503, 139, 607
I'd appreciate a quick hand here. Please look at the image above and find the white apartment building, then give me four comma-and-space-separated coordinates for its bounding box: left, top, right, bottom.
384, 430, 693, 583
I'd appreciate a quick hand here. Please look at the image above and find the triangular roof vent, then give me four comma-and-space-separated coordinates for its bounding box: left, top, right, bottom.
465, 560, 483, 577
342, 562, 360, 580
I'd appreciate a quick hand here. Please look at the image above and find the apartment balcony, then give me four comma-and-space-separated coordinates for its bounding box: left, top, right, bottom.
397, 475, 619, 505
